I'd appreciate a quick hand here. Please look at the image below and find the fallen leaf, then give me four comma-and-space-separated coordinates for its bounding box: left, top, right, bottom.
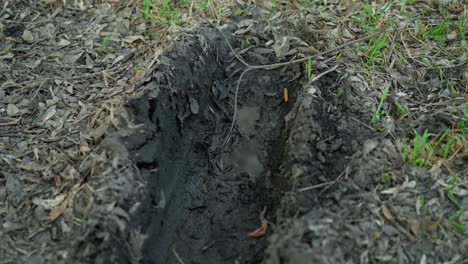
373, 231, 381, 239
6, 104, 20, 116
49, 198, 68, 220
424, 216, 441, 233
32, 193, 66, 210
0, 118, 21, 126
247, 219, 268, 237
407, 220, 420, 236
382, 204, 394, 221
42, 105, 57, 123
123, 35, 144, 43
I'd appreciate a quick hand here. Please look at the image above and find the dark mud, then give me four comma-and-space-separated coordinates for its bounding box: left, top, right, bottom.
263, 70, 467, 263
114, 24, 466, 264
118, 26, 297, 263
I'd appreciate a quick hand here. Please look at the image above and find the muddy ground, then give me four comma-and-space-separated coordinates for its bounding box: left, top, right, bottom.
120, 25, 297, 263
1, 1, 467, 264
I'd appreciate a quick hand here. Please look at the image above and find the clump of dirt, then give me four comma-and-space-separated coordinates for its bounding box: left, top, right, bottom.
263, 63, 467, 263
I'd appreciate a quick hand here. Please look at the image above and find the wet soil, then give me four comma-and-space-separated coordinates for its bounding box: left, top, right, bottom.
118, 26, 297, 263
2, 2, 466, 263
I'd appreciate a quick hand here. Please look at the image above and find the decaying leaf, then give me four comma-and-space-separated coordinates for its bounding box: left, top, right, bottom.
49, 198, 68, 220
6, 104, 20, 116
123, 35, 145, 43
32, 193, 67, 210
424, 216, 441, 233
382, 204, 394, 221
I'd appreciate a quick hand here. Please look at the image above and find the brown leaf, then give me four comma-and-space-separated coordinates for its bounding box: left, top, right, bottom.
382, 204, 394, 221
49, 197, 68, 220
247, 219, 268, 237
424, 216, 441, 233
0, 118, 21, 126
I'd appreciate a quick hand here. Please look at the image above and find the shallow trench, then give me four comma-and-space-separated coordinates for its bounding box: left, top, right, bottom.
118, 27, 298, 264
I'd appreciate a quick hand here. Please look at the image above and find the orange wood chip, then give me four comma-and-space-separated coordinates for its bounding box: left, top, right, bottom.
283, 88, 289, 102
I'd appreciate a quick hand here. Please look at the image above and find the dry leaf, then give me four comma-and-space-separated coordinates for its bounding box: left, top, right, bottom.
43, 105, 57, 123
0, 118, 21, 126
247, 219, 268, 237
6, 104, 20, 116
373, 231, 381, 239
18, 161, 45, 172
49, 198, 68, 220
382, 204, 394, 221
424, 216, 441, 232
32, 193, 66, 210
407, 220, 420, 236
123, 35, 145, 43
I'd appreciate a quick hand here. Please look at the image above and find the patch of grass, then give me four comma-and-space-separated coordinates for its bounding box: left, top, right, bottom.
445, 174, 467, 231
242, 37, 252, 49
399, 109, 467, 166
47, 53, 64, 57
140, 0, 182, 26
371, 82, 391, 124
305, 57, 312, 81
198, 0, 208, 10
419, 194, 425, 207
399, 138, 409, 162
364, 32, 388, 67
458, 14, 468, 52
429, 19, 449, 40
410, 129, 436, 166
142, 0, 152, 18
232, 8, 249, 17
394, 99, 410, 118
271, 0, 277, 8
354, 3, 380, 29
98, 35, 110, 51
336, 87, 344, 99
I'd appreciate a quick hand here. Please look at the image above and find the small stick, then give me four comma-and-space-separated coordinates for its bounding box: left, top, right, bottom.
308, 64, 339, 85
173, 247, 185, 264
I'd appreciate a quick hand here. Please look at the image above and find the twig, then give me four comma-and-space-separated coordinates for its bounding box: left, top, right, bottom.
173, 247, 185, 264
385, 27, 399, 67
308, 64, 339, 85
213, 23, 383, 146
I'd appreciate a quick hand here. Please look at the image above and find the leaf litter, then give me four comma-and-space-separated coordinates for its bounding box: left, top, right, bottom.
0, 0, 467, 263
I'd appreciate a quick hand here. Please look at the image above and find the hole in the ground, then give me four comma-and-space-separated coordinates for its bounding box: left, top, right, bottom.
120, 26, 360, 264
119, 26, 301, 264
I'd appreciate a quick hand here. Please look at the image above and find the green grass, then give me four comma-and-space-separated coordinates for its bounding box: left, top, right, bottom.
142, 0, 152, 18
410, 129, 436, 166
232, 8, 249, 17
399, 108, 467, 165
141, 0, 182, 26
305, 57, 312, 81
458, 14, 468, 52
445, 174, 467, 231
336, 87, 344, 99
394, 99, 410, 118
364, 32, 388, 67
98, 35, 110, 51
371, 82, 391, 124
